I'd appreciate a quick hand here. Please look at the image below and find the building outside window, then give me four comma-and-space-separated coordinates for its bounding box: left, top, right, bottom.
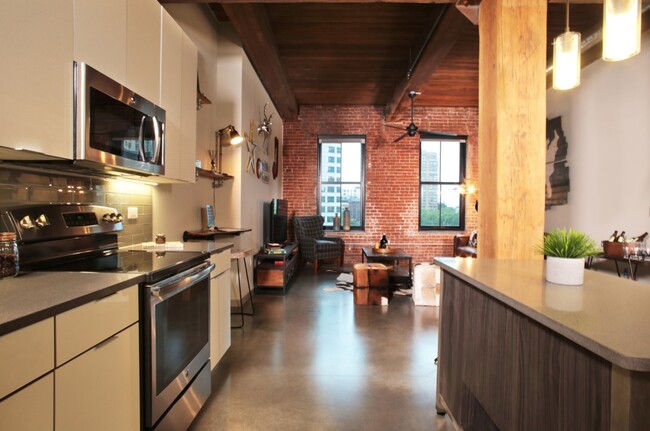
420, 137, 467, 230
318, 135, 365, 228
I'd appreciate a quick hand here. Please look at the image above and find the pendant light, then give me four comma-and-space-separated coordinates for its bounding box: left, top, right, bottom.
603, 0, 642, 61
553, 0, 581, 90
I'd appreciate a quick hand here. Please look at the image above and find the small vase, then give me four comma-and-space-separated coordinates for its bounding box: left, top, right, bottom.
343, 207, 350, 231
545, 256, 585, 286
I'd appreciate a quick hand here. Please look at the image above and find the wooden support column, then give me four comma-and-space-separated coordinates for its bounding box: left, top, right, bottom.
478, 0, 547, 259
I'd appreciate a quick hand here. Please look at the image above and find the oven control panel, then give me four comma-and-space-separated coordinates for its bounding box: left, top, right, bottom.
63, 212, 99, 227
0, 204, 123, 242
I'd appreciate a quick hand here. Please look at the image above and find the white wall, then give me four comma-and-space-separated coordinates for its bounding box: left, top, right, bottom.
153, 4, 222, 240
153, 9, 283, 299
546, 31, 650, 243
215, 23, 284, 254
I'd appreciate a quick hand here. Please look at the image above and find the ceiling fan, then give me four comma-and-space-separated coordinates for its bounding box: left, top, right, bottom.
387, 90, 459, 142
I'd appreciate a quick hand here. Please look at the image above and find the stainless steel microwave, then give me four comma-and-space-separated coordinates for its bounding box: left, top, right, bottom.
74, 62, 165, 176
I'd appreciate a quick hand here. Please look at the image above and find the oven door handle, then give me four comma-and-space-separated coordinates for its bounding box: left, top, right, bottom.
147, 262, 214, 301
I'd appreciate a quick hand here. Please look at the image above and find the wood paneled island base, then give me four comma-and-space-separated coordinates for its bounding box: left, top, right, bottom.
434, 258, 650, 431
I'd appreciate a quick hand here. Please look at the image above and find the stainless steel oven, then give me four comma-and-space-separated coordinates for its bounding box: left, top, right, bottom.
145, 260, 213, 431
1, 204, 214, 431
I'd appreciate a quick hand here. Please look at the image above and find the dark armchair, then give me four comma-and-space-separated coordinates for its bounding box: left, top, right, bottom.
293, 215, 344, 273
453, 233, 477, 258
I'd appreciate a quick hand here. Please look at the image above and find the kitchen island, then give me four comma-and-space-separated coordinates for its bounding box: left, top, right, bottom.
434, 257, 650, 431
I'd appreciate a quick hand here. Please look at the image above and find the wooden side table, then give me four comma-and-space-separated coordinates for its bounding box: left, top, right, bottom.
361, 247, 413, 287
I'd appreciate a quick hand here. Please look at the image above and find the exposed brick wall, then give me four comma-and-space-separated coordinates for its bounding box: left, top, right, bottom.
283, 105, 478, 264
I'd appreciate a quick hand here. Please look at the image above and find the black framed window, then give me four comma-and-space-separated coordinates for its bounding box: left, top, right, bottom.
419, 137, 467, 230
318, 135, 366, 229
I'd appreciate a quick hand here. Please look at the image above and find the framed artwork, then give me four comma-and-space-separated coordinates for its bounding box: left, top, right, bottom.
546, 116, 570, 209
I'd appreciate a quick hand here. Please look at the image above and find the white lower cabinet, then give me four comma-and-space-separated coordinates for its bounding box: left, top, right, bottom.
0, 374, 54, 431
0, 284, 140, 431
55, 323, 140, 431
210, 249, 231, 369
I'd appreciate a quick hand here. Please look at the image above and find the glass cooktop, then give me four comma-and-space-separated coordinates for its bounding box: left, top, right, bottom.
24, 249, 209, 282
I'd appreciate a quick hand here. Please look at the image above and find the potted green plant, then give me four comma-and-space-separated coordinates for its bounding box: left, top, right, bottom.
538, 228, 601, 285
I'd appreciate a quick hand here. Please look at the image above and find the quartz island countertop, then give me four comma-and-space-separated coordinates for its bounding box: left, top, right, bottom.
434, 257, 650, 372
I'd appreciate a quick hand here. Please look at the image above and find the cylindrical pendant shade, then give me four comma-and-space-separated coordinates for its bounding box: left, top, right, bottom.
553, 31, 581, 90
603, 0, 642, 61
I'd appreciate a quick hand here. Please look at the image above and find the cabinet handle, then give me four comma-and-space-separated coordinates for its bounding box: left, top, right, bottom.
95, 290, 119, 302
94, 334, 119, 350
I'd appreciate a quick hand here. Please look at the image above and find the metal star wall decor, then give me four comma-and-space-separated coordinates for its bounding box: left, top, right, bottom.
244, 119, 257, 174
257, 103, 274, 154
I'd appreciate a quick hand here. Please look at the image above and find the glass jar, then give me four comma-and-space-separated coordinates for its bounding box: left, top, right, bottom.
0, 232, 18, 278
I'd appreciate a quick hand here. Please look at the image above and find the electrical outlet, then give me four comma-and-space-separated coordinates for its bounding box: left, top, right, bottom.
127, 207, 138, 219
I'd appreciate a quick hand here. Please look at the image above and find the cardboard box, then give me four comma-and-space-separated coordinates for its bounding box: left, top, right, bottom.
353, 263, 389, 305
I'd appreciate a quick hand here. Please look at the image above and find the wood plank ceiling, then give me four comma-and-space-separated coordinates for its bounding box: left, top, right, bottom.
160, 1, 617, 121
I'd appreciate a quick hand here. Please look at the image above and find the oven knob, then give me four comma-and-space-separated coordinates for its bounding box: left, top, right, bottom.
102, 213, 111, 223
35, 214, 50, 228
109, 213, 118, 223
116, 213, 124, 223
19, 215, 34, 230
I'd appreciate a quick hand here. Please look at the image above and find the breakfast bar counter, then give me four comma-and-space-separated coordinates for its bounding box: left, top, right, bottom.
433, 257, 650, 431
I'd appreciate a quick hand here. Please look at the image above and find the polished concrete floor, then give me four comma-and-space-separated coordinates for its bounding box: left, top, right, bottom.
190, 266, 453, 431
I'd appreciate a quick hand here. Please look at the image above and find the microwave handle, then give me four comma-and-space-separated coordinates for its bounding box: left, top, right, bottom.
151, 117, 162, 164
138, 115, 146, 162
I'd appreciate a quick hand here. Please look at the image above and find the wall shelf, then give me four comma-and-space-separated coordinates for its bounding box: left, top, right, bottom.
196, 168, 234, 188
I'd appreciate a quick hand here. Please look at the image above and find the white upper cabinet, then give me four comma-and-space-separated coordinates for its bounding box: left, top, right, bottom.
159, 12, 198, 183
73, 0, 127, 84
160, 9, 184, 182
0, 0, 74, 159
126, 0, 162, 105
180, 33, 198, 182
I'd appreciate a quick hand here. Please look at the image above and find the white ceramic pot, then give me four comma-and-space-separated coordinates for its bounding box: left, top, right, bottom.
545, 256, 585, 286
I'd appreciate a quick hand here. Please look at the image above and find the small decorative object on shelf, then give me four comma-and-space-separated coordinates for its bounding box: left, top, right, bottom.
333, 213, 340, 231
0, 232, 19, 278
343, 206, 351, 231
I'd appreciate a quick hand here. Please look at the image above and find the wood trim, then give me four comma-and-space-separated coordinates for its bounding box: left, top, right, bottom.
221, 3, 299, 120
384, 6, 470, 121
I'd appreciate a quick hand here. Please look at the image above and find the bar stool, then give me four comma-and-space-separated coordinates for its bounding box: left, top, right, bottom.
231, 248, 255, 328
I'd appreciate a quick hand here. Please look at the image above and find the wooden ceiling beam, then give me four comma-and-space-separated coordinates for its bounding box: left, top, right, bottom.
221, 3, 298, 120
385, 6, 471, 121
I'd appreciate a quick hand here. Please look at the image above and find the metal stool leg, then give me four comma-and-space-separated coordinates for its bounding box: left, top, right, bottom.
231, 257, 245, 328
242, 256, 255, 316
231, 252, 255, 328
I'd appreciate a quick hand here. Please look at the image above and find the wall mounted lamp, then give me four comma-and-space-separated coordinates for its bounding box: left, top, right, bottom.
553, 0, 581, 90
211, 125, 243, 174
603, 0, 642, 61
457, 180, 477, 196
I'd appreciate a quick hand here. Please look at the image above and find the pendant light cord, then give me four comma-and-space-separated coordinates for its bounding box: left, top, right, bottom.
565, 0, 570, 33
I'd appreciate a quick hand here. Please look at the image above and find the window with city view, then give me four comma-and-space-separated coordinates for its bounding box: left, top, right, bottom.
318, 135, 365, 229
419, 137, 466, 230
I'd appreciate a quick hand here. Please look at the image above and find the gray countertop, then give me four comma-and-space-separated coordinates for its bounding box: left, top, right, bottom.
0, 242, 234, 337
434, 257, 650, 371
0, 272, 144, 336
122, 240, 234, 255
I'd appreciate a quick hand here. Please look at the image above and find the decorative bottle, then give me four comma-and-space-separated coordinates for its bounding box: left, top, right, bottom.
379, 234, 388, 249
333, 213, 340, 231
0, 232, 19, 278
343, 207, 351, 231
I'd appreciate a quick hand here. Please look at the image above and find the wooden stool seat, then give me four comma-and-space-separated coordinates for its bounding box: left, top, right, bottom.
231, 248, 254, 260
